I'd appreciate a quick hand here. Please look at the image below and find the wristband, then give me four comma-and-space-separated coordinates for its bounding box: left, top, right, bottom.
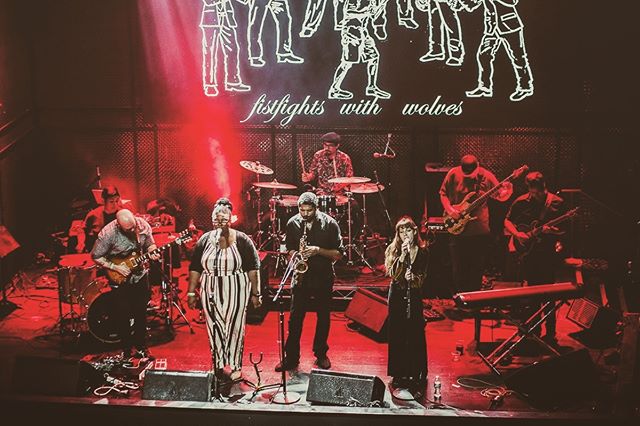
251, 293, 261, 297
187, 292, 197, 297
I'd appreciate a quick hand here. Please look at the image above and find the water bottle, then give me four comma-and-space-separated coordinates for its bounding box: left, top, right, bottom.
433, 375, 442, 401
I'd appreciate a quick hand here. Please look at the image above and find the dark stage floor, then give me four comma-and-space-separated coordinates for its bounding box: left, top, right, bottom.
0, 260, 634, 424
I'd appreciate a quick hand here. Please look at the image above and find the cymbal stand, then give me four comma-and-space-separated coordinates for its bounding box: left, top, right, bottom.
257, 193, 288, 276
254, 185, 263, 248
159, 250, 193, 334
56, 267, 82, 339
373, 170, 393, 235
344, 190, 375, 270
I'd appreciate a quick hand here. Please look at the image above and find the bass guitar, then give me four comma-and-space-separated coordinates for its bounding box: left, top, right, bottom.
443, 165, 529, 235
106, 227, 194, 285
510, 207, 579, 259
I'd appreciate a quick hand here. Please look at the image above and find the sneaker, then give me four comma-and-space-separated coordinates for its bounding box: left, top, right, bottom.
275, 359, 299, 372
314, 356, 331, 370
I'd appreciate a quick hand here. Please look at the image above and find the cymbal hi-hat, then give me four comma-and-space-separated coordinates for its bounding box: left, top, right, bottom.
327, 176, 371, 185
350, 183, 385, 194
240, 160, 274, 175
252, 180, 297, 190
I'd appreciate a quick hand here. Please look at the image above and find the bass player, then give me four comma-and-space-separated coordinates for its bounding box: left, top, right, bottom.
439, 155, 513, 294
91, 209, 160, 362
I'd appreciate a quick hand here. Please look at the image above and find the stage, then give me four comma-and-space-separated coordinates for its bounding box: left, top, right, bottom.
0, 260, 634, 425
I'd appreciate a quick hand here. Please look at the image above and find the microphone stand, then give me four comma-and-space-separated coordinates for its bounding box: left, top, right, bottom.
270, 256, 300, 404
373, 170, 393, 235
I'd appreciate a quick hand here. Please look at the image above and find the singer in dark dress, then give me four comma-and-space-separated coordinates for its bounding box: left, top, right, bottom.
384, 216, 429, 391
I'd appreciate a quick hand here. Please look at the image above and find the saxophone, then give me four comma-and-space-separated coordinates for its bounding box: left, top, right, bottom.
288, 224, 309, 289
294, 224, 309, 275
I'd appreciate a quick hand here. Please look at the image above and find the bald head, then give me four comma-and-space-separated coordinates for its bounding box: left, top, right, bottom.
116, 209, 137, 233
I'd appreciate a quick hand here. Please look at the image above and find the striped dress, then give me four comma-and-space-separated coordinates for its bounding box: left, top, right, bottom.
199, 239, 251, 371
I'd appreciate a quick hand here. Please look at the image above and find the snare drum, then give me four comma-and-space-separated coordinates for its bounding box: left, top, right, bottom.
57, 254, 97, 304
81, 278, 121, 343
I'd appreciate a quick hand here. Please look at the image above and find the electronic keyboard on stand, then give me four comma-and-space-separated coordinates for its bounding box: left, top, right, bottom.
453, 282, 584, 375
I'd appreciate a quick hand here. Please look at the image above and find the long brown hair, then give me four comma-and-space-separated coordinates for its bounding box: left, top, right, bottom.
384, 216, 425, 274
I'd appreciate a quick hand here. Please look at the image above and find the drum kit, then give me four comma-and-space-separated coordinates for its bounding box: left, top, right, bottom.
240, 160, 387, 271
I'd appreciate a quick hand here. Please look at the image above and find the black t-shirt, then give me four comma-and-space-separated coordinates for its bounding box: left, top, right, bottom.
286, 211, 344, 289
506, 192, 566, 250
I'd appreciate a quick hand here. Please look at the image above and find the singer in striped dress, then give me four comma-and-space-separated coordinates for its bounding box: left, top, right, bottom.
384, 216, 429, 397
187, 202, 262, 381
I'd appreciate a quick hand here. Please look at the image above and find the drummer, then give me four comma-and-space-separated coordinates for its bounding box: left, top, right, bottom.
302, 132, 354, 195
76, 186, 123, 253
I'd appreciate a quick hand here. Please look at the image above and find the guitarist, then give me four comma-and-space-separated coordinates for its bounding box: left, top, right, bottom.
439, 155, 512, 294
91, 209, 160, 361
504, 171, 566, 344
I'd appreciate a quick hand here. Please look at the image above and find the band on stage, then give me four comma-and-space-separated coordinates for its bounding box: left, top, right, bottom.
52, 131, 584, 399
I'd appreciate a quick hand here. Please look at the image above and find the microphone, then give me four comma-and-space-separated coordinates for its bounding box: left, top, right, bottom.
373, 133, 395, 158
373, 152, 395, 158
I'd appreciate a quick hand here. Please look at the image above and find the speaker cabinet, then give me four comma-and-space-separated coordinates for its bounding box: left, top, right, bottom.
142, 370, 213, 402
344, 288, 388, 336
307, 369, 385, 406
504, 349, 599, 409
11, 355, 102, 397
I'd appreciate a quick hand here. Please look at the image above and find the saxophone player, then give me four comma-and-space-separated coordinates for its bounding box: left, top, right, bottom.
275, 192, 344, 372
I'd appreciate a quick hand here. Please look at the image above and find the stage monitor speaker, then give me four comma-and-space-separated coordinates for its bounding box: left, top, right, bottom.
504, 349, 599, 409
567, 298, 620, 345
142, 370, 212, 402
344, 288, 388, 337
306, 369, 385, 406
11, 355, 102, 397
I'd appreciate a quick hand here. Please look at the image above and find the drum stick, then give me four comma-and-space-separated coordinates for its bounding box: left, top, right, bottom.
298, 147, 307, 175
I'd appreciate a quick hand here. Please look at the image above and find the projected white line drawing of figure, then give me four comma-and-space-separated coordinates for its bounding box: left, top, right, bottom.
201, 0, 251, 97
328, 0, 391, 100
247, 0, 303, 67
300, 0, 332, 38
397, 0, 419, 29
417, 0, 465, 66
461, 0, 533, 102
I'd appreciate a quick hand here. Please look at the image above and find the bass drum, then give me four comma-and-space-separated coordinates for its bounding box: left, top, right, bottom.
81, 278, 121, 343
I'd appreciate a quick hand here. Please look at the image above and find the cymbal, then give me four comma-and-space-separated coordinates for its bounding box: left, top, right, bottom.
240, 160, 274, 175
327, 176, 371, 184
253, 180, 297, 190
350, 183, 385, 194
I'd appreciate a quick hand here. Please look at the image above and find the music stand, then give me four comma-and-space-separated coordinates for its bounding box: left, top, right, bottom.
0, 225, 20, 320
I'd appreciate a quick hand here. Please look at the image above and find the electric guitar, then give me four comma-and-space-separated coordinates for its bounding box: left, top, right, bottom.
443, 165, 529, 235
510, 207, 580, 259
106, 227, 194, 285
